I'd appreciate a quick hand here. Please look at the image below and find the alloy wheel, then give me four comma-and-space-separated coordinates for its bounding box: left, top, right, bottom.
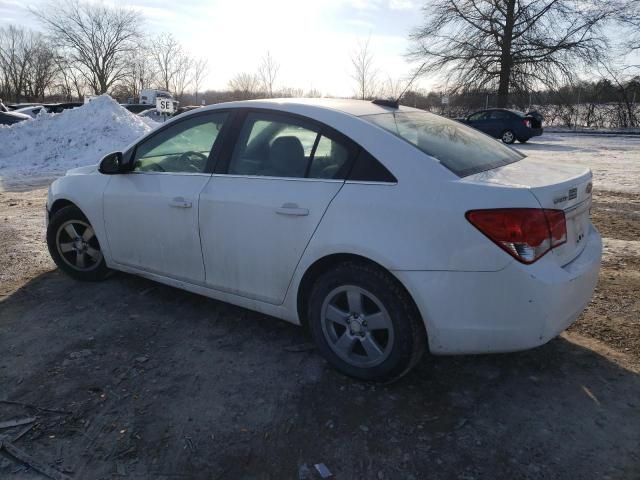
502, 130, 515, 143
56, 220, 103, 272
320, 285, 395, 368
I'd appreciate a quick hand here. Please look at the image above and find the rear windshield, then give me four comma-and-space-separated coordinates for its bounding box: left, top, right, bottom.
361, 111, 524, 177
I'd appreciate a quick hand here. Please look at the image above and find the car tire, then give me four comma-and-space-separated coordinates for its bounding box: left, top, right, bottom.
46, 205, 111, 281
307, 261, 427, 382
501, 130, 516, 144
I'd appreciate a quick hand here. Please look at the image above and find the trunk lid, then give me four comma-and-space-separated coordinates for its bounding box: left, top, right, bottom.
464, 157, 593, 266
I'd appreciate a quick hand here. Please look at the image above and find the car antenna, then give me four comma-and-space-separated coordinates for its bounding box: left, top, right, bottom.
394, 61, 428, 106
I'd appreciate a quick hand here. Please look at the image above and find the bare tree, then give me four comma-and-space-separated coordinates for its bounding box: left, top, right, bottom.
111, 48, 156, 101
0, 26, 35, 101
409, 0, 615, 107
191, 57, 209, 104
151, 33, 182, 93
258, 51, 280, 98
172, 54, 194, 100
228, 72, 260, 99
616, 0, 640, 54
31, 0, 141, 95
380, 76, 406, 100
25, 38, 58, 101
305, 87, 322, 98
351, 37, 378, 100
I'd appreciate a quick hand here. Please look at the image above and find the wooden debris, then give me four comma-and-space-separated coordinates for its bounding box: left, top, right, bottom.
0, 417, 36, 430
0, 400, 70, 415
0, 441, 71, 480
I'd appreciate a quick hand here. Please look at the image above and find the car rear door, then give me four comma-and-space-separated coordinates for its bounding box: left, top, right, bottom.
103, 111, 228, 283
198, 110, 356, 305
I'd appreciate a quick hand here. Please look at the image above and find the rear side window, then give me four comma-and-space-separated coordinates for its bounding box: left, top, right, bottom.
228, 113, 318, 178
308, 136, 350, 179
228, 112, 353, 179
488, 111, 511, 120
348, 150, 397, 183
362, 111, 524, 177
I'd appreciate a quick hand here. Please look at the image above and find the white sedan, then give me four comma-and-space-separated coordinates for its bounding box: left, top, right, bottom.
46, 98, 602, 381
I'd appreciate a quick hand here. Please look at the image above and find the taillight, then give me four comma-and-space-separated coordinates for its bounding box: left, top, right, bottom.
466, 208, 567, 264
523, 119, 532, 128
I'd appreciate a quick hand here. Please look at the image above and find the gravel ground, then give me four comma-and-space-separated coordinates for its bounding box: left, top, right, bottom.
0, 187, 639, 480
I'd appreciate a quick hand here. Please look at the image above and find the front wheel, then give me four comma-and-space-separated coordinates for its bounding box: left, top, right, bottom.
307, 262, 426, 382
46, 205, 111, 281
501, 130, 516, 144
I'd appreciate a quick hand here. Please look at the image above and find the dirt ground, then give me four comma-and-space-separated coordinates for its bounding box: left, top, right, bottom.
0, 186, 639, 480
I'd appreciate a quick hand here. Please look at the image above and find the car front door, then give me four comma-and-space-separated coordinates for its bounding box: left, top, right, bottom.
199, 110, 355, 304
103, 111, 228, 283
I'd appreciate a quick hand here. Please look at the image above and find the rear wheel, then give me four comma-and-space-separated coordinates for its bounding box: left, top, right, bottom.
501, 130, 516, 144
47, 205, 110, 281
307, 262, 426, 382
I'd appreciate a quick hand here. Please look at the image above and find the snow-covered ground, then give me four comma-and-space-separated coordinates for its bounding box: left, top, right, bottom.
0, 95, 153, 191
0, 100, 638, 193
514, 133, 640, 194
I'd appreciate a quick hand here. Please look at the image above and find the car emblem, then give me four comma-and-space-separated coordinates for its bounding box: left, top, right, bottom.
585, 182, 593, 194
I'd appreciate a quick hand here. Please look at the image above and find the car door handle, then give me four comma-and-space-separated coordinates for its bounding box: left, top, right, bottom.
169, 197, 192, 208
276, 203, 309, 216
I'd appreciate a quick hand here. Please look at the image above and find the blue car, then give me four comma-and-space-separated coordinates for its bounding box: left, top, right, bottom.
458, 108, 543, 144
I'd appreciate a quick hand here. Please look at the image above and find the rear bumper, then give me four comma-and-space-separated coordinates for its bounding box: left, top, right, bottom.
395, 225, 602, 355
521, 127, 543, 139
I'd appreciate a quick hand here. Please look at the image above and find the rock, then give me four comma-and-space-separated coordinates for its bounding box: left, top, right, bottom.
359, 425, 369, 433
135, 356, 149, 364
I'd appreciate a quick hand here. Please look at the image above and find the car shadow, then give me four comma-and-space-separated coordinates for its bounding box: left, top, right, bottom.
1, 270, 638, 480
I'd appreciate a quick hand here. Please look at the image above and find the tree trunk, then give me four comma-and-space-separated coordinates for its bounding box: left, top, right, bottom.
497, 0, 516, 108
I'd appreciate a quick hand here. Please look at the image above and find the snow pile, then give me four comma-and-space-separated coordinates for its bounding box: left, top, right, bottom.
0, 95, 152, 189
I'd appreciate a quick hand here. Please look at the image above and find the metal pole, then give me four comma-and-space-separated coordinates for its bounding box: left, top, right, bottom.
575, 87, 581, 130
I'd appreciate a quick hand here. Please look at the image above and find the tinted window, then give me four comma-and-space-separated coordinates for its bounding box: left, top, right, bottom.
348, 150, 397, 183
228, 112, 352, 180
488, 111, 511, 120
362, 111, 524, 177
468, 111, 488, 121
133, 113, 227, 173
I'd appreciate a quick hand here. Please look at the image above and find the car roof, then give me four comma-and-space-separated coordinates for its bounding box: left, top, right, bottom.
483, 108, 525, 116
200, 98, 421, 118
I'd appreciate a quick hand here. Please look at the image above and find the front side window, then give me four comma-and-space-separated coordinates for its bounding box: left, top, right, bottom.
228, 112, 350, 179
362, 111, 524, 177
133, 112, 227, 173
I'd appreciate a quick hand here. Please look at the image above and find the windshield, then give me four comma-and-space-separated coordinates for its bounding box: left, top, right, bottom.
361, 111, 524, 177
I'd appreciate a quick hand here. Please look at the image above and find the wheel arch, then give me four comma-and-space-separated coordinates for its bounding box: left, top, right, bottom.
49, 198, 77, 217
295, 253, 424, 334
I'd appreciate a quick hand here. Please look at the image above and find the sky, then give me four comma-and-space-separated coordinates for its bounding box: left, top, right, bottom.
0, 0, 429, 97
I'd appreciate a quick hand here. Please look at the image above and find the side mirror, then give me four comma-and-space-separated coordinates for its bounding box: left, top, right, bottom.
99, 152, 124, 174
